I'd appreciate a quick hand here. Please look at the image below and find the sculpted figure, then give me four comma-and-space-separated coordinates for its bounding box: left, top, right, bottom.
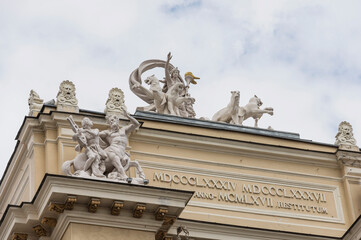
28, 90, 43, 116
238, 95, 274, 128
166, 83, 194, 116
335, 121, 357, 147
62, 113, 148, 184
100, 112, 146, 182
212, 91, 240, 124
63, 116, 106, 177
129, 52, 198, 118
163, 53, 185, 93
105, 88, 127, 118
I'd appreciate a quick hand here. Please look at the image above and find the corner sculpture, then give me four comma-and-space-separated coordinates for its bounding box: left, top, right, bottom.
335, 121, 359, 151
129, 52, 198, 118
28, 90, 44, 116
62, 112, 148, 185
212, 92, 274, 128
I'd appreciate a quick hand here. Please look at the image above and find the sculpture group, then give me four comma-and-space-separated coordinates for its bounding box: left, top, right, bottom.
212, 91, 274, 127
29, 52, 360, 186
130, 53, 197, 118
130, 52, 274, 127
62, 111, 147, 184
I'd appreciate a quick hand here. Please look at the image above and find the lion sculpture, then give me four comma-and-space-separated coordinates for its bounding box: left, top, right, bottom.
238, 95, 273, 127
105, 87, 127, 117
212, 92, 273, 128
212, 91, 240, 124
56, 80, 78, 106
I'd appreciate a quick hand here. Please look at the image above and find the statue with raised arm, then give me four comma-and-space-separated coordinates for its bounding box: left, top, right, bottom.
62, 113, 148, 184
62, 116, 106, 178
100, 111, 146, 183
129, 52, 199, 118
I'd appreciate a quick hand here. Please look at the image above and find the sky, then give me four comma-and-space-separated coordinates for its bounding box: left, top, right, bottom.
1, 0, 361, 177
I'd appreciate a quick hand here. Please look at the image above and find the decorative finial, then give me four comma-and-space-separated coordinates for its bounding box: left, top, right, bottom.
28, 90, 43, 116
335, 121, 359, 151
56, 80, 79, 113
105, 88, 127, 118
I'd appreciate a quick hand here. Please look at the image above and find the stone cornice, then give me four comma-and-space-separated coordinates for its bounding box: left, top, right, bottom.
0, 174, 193, 239
336, 150, 361, 168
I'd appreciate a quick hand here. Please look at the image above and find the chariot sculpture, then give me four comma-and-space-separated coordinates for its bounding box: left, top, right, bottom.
129, 52, 198, 118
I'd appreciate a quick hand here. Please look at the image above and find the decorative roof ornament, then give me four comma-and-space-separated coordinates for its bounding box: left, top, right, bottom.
105, 87, 127, 118
28, 90, 43, 116
56, 80, 79, 113
335, 121, 359, 151
129, 52, 197, 118
212, 92, 273, 128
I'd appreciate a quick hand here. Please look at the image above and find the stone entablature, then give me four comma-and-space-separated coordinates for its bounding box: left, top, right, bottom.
0, 175, 193, 240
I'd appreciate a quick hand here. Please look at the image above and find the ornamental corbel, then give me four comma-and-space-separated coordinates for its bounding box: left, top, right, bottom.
88, 198, 101, 213
33, 225, 47, 237
12, 233, 28, 240
155, 207, 168, 220
133, 203, 146, 218
111, 201, 124, 215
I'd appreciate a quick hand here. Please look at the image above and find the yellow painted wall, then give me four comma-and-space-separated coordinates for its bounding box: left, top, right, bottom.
61, 223, 154, 240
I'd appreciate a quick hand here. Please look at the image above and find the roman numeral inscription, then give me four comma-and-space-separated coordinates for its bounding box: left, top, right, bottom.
153, 172, 331, 215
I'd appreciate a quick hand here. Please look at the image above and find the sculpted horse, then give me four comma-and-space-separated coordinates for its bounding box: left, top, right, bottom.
62, 114, 146, 184
212, 91, 240, 124
238, 95, 273, 127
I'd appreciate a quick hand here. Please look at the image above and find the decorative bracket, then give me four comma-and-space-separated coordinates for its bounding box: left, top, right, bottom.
41, 217, 57, 228
12, 233, 28, 240
155, 207, 168, 220
133, 203, 146, 218
111, 201, 124, 215
33, 225, 47, 237
88, 198, 101, 213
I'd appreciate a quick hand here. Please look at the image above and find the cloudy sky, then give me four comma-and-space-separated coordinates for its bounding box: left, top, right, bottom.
1, 0, 361, 177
